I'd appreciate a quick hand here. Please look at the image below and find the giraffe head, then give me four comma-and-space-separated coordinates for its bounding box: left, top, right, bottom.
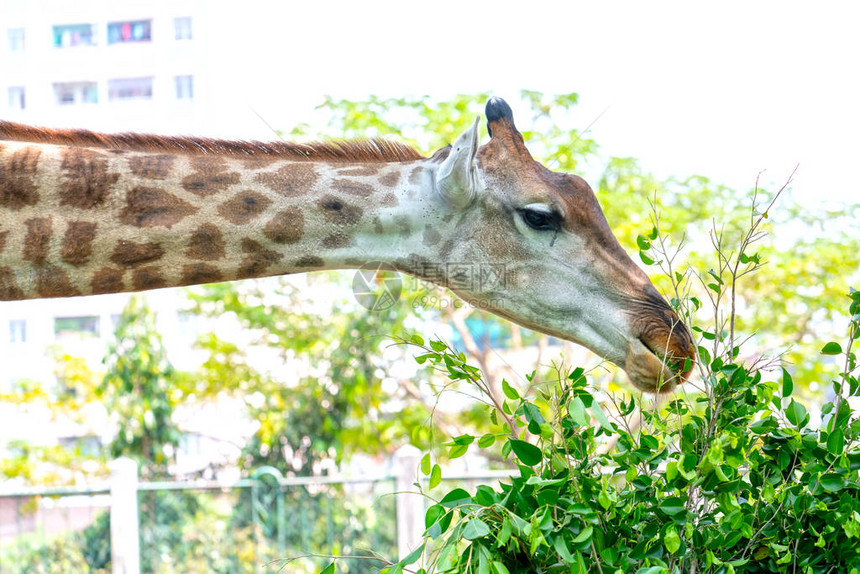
433, 97, 695, 392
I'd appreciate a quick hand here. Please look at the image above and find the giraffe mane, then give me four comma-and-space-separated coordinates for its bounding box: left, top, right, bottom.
0, 120, 425, 163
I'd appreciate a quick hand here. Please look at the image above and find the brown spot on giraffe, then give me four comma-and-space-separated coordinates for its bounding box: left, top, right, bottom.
239, 157, 278, 170
91, 267, 125, 294
186, 224, 226, 261
0, 266, 25, 300
381, 193, 399, 207
23, 217, 52, 264
119, 186, 198, 228
110, 241, 165, 267
36, 265, 78, 298
128, 154, 175, 180
59, 148, 120, 209
318, 195, 363, 225
322, 233, 352, 249
239, 238, 282, 277
263, 207, 304, 244
217, 190, 273, 225
337, 166, 380, 176
379, 171, 401, 188
0, 147, 41, 210
332, 179, 374, 198
255, 163, 318, 196
181, 156, 241, 197
296, 256, 324, 268
181, 263, 223, 285
132, 266, 167, 290
0, 230, 8, 254
409, 166, 425, 185
61, 221, 98, 266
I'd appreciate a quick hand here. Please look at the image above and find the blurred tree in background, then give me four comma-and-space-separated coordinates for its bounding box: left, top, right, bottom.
100, 296, 181, 480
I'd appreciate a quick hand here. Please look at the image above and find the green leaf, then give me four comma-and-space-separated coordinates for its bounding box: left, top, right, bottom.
410, 333, 425, 347
320, 564, 336, 574
554, 535, 576, 563
509, 439, 542, 466
420, 453, 431, 475
659, 497, 686, 516
398, 543, 425, 565
781, 368, 793, 397
439, 488, 472, 508
502, 379, 520, 400
822, 341, 843, 355
572, 526, 593, 544
429, 464, 442, 490
478, 433, 496, 448
568, 397, 590, 426
827, 428, 845, 455
664, 526, 681, 554
429, 339, 448, 352
648, 225, 658, 240
639, 251, 655, 265
462, 518, 491, 541
448, 443, 469, 459
820, 472, 845, 492
591, 403, 614, 432
785, 398, 808, 428
636, 235, 651, 251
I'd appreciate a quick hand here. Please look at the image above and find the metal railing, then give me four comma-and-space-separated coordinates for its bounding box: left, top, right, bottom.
0, 450, 515, 574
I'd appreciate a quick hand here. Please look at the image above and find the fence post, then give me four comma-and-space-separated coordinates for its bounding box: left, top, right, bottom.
393, 444, 424, 560
110, 457, 141, 574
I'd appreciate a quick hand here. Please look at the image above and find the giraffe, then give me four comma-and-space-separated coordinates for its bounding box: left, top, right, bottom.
0, 97, 694, 392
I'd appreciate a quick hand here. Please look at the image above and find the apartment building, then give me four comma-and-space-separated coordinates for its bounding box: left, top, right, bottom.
0, 0, 212, 134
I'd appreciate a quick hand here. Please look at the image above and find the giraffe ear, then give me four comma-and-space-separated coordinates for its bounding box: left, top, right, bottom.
436, 116, 480, 209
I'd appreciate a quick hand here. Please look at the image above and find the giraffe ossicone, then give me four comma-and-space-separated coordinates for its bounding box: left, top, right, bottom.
0, 97, 694, 392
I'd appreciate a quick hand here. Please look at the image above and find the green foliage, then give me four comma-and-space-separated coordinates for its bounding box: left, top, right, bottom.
0, 512, 110, 574
100, 295, 181, 479
373, 289, 860, 573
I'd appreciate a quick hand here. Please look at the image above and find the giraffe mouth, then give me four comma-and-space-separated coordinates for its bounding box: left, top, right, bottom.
625, 336, 692, 393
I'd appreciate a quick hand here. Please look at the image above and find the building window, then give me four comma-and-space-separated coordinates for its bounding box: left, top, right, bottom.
8, 87, 25, 110
9, 320, 26, 344
107, 20, 152, 45
174, 17, 192, 40
54, 316, 99, 337
53, 82, 98, 105
53, 24, 95, 48
108, 77, 153, 101
7, 28, 25, 52
175, 75, 193, 100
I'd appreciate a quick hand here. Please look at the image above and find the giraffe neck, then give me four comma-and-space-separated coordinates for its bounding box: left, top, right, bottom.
0, 140, 449, 300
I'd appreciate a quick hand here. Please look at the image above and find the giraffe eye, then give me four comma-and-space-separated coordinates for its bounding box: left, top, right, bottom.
519, 207, 562, 232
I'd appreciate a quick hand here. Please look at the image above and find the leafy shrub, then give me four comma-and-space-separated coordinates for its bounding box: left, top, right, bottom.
396, 310, 859, 573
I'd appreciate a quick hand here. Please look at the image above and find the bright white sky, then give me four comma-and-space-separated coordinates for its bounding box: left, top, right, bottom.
207, 1, 859, 210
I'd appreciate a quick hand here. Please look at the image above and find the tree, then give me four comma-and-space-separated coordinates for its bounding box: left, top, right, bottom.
188, 274, 442, 475
100, 295, 181, 479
